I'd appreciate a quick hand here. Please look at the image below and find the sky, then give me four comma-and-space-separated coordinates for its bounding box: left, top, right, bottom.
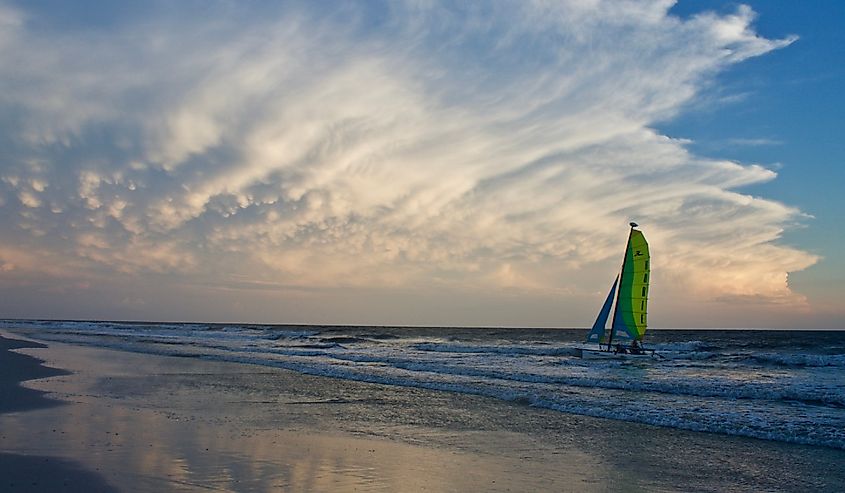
0, 1, 842, 329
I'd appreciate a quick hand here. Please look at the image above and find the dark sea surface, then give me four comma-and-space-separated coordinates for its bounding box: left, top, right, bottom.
4, 320, 844, 451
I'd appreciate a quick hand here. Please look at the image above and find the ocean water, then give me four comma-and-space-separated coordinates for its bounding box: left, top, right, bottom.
4, 320, 844, 450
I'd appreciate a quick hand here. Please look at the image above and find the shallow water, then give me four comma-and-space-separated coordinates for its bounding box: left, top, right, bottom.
4, 320, 844, 450
3, 333, 845, 492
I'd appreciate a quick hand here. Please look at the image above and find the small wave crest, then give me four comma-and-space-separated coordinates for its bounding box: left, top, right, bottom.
413, 342, 581, 357
319, 336, 375, 345
650, 341, 716, 352
752, 352, 845, 367
264, 330, 320, 340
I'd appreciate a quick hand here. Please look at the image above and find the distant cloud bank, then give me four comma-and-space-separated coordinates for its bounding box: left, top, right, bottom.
0, 1, 817, 324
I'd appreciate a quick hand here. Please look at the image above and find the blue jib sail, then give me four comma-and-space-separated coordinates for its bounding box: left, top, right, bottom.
586, 276, 618, 343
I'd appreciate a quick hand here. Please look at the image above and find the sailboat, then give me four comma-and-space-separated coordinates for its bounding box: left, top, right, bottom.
580, 222, 656, 359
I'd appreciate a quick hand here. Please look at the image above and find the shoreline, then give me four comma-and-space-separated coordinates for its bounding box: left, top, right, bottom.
2, 330, 844, 491
0, 335, 68, 414
0, 335, 118, 492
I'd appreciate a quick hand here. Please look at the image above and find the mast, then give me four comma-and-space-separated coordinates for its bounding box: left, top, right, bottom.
606, 222, 637, 351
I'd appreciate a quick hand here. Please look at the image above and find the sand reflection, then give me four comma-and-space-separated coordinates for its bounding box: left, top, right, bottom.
2, 400, 599, 491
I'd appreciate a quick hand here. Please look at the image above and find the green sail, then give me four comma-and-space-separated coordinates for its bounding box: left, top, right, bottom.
611, 229, 650, 341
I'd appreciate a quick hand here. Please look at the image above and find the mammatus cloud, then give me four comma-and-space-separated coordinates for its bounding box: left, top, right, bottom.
0, 1, 818, 325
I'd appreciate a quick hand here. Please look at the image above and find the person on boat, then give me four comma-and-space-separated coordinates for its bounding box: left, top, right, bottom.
630, 340, 643, 355
614, 343, 627, 354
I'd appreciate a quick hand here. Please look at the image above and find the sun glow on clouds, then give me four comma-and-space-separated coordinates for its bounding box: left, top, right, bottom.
0, 1, 818, 324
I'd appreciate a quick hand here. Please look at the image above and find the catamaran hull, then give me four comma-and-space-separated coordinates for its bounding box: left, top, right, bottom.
578, 347, 657, 360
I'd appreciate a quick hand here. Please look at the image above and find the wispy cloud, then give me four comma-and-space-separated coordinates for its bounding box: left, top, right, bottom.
0, 1, 816, 325
725, 137, 784, 147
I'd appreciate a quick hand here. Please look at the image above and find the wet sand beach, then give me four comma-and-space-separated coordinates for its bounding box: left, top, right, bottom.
0, 336, 117, 492
2, 332, 843, 492
0, 336, 68, 414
